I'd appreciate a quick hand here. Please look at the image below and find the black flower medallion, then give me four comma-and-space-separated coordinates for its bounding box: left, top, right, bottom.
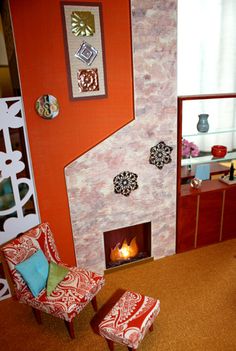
149, 141, 173, 169
113, 171, 138, 197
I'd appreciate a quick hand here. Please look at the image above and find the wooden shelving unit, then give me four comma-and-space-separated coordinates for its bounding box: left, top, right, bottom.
176, 93, 236, 253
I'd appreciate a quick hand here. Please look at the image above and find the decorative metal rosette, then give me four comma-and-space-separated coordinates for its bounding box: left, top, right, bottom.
113, 171, 138, 197
149, 141, 173, 169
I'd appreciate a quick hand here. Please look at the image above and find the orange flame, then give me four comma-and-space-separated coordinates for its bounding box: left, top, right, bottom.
110, 237, 139, 262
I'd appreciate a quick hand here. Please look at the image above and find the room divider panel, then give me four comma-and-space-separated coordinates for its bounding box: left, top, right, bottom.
0, 96, 40, 301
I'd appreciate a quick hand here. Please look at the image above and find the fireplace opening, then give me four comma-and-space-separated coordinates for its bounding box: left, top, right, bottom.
103, 222, 151, 269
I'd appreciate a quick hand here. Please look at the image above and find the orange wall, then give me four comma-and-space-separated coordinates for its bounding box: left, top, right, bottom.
9, 0, 134, 265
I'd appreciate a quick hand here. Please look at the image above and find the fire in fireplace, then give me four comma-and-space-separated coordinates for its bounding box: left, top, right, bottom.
110, 237, 139, 262
103, 222, 151, 269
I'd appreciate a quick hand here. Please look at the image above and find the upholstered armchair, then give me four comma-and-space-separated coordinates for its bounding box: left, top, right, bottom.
1, 222, 105, 338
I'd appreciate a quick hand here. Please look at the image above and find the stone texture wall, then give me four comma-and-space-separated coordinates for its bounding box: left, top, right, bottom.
65, 0, 177, 273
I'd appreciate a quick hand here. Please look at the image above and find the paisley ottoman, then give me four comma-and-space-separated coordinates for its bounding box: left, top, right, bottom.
99, 290, 160, 351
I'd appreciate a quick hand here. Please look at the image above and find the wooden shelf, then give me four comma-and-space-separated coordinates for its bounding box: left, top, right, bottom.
181, 179, 229, 196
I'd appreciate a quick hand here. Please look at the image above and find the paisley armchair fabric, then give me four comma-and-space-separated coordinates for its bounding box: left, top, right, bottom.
1, 222, 105, 337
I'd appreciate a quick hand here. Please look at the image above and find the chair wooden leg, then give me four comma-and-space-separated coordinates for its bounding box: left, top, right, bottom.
91, 296, 98, 312
32, 308, 42, 324
64, 320, 75, 339
105, 339, 114, 351
149, 323, 154, 332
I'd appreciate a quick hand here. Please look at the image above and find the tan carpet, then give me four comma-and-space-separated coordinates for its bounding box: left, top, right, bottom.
1, 239, 236, 351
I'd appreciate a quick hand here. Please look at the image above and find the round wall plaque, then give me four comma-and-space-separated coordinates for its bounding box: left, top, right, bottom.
35, 95, 59, 120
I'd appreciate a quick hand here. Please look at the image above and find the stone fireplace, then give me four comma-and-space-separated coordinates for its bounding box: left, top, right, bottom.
65, 0, 177, 274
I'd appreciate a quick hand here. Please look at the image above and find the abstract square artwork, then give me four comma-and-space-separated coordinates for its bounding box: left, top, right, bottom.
71, 11, 95, 36
77, 68, 99, 92
75, 42, 98, 66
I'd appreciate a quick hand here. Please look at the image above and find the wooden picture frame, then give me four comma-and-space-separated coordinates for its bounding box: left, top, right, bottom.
61, 1, 107, 100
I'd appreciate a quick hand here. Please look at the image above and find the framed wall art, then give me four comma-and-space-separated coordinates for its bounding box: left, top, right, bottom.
61, 2, 107, 100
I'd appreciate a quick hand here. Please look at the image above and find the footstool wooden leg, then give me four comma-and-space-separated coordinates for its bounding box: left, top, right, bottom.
106, 338, 114, 351
32, 308, 42, 324
91, 296, 98, 311
149, 324, 154, 332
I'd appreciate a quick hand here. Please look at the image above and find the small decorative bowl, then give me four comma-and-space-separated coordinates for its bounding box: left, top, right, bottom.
190, 177, 202, 189
211, 145, 227, 158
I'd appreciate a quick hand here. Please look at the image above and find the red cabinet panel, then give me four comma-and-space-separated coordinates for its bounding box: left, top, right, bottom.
177, 195, 198, 252
177, 181, 236, 253
197, 191, 223, 247
222, 187, 236, 241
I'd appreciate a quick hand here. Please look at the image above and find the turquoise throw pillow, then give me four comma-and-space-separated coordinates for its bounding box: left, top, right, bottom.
46, 261, 69, 296
16, 249, 49, 297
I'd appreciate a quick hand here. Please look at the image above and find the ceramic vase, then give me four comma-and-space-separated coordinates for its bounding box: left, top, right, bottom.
197, 114, 209, 133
